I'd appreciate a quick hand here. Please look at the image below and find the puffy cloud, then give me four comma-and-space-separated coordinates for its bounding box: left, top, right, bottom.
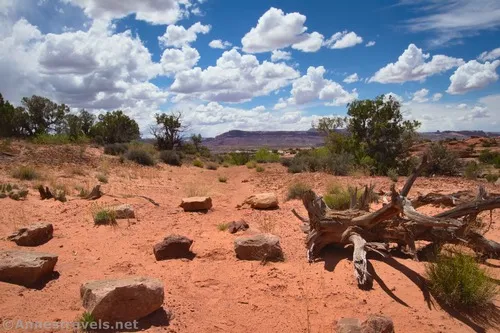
287, 66, 358, 106
273, 98, 287, 110
432, 93, 443, 101
160, 46, 200, 76
458, 106, 490, 121
208, 39, 232, 49
365, 41, 376, 47
447, 60, 500, 94
478, 47, 500, 61
343, 73, 359, 83
271, 50, 291, 62
370, 44, 464, 83
158, 22, 210, 48
324, 31, 363, 49
383, 92, 404, 103
170, 48, 300, 103
411, 88, 429, 103
61, 0, 194, 25
251, 105, 265, 112
241, 7, 323, 53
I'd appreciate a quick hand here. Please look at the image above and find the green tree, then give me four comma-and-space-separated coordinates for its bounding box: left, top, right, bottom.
347, 95, 420, 174
191, 134, 202, 152
64, 114, 83, 141
151, 112, 183, 150
20, 95, 69, 136
79, 109, 95, 136
90, 110, 140, 144
0, 94, 23, 137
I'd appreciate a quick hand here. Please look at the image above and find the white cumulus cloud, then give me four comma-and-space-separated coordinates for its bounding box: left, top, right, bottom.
411, 88, 429, 103
432, 93, 443, 101
447, 60, 500, 94
370, 44, 464, 83
324, 31, 363, 49
478, 47, 500, 61
365, 41, 376, 47
271, 50, 291, 62
158, 22, 210, 48
208, 39, 232, 49
343, 73, 359, 83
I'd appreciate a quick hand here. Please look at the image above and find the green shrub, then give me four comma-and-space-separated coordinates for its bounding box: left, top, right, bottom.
478, 149, 500, 165
329, 152, 354, 176
225, 152, 252, 165
323, 184, 351, 210
218, 176, 228, 183
464, 161, 481, 180
387, 168, 399, 182
256, 165, 265, 172
425, 142, 462, 176
159, 150, 182, 166
287, 182, 311, 201
254, 148, 280, 163
93, 207, 117, 225
0, 184, 28, 200
54, 189, 67, 202
485, 173, 499, 183
11, 166, 40, 180
246, 161, 257, 169
31, 133, 88, 145
287, 159, 306, 173
206, 162, 218, 170
222, 162, 229, 168
280, 157, 293, 167
284, 149, 354, 175
193, 159, 204, 168
104, 143, 128, 155
217, 223, 228, 231
79, 312, 96, 332
125, 148, 156, 166
96, 173, 108, 183
426, 253, 497, 309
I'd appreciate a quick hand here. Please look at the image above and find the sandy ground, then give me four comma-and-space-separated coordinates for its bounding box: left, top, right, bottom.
0, 144, 499, 333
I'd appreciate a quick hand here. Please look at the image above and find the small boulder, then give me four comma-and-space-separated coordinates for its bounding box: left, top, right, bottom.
361, 315, 394, 333
234, 233, 283, 261
7, 223, 53, 246
154, 235, 194, 260
0, 250, 58, 286
112, 204, 135, 219
335, 318, 362, 333
80, 277, 164, 322
180, 197, 212, 212
227, 220, 249, 234
242, 193, 278, 209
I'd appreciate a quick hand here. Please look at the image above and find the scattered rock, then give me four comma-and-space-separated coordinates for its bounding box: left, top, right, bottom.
80, 276, 164, 322
234, 233, 283, 261
335, 318, 362, 333
227, 220, 249, 234
334, 315, 394, 333
7, 223, 53, 246
154, 235, 194, 260
0, 250, 58, 286
112, 204, 135, 219
361, 315, 394, 333
180, 197, 212, 212
241, 193, 278, 209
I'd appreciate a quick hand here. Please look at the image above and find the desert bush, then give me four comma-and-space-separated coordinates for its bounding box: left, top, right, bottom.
125, 148, 156, 166
287, 182, 311, 201
425, 142, 462, 176
387, 168, 399, 182
159, 150, 182, 166
426, 252, 497, 309
185, 183, 209, 197
256, 165, 265, 172
254, 148, 280, 163
246, 161, 257, 169
218, 176, 227, 183
329, 152, 354, 176
280, 157, 293, 167
78, 312, 96, 332
206, 162, 218, 170
75, 185, 90, 198
54, 189, 67, 202
478, 150, 500, 167
285, 149, 354, 175
0, 183, 28, 200
11, 166, 40, 180
32, 133, 72, 145
222, 162, 229, 168
217, 223, 228, 231
193, 159, 204, 168
485, 173, 499, 183
225, 152, 252, 166
104, 143, 128, 156
464, 161, 481, 180
323, 184, 351, 210
92, 205, 117, 226
96, 173, 108, 183
481, 138, 497, 147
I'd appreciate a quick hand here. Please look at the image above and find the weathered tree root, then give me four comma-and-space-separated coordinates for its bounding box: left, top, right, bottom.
294, 156, 500, 289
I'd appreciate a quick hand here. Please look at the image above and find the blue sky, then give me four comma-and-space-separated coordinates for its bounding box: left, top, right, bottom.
0, 0, 499, 136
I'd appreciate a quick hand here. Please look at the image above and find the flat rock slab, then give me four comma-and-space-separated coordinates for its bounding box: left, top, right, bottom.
81, 276, 164, 322
180, 197, 212, 212
234, 233, 283, 261
8, 223, 53, 246
154, 235, 194, 260
242, 193, 278, 209
334, 315, 394, 333
0, 250, 58, 287
112, 204, 135, 219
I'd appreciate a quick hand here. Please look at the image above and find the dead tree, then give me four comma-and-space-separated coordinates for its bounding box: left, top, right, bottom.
294, 156, 500, 289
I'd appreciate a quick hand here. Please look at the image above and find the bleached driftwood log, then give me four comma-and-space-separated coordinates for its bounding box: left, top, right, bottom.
293, 156, 500, 289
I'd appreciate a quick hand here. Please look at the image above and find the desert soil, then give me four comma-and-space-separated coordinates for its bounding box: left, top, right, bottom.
0, 144, 499, 333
